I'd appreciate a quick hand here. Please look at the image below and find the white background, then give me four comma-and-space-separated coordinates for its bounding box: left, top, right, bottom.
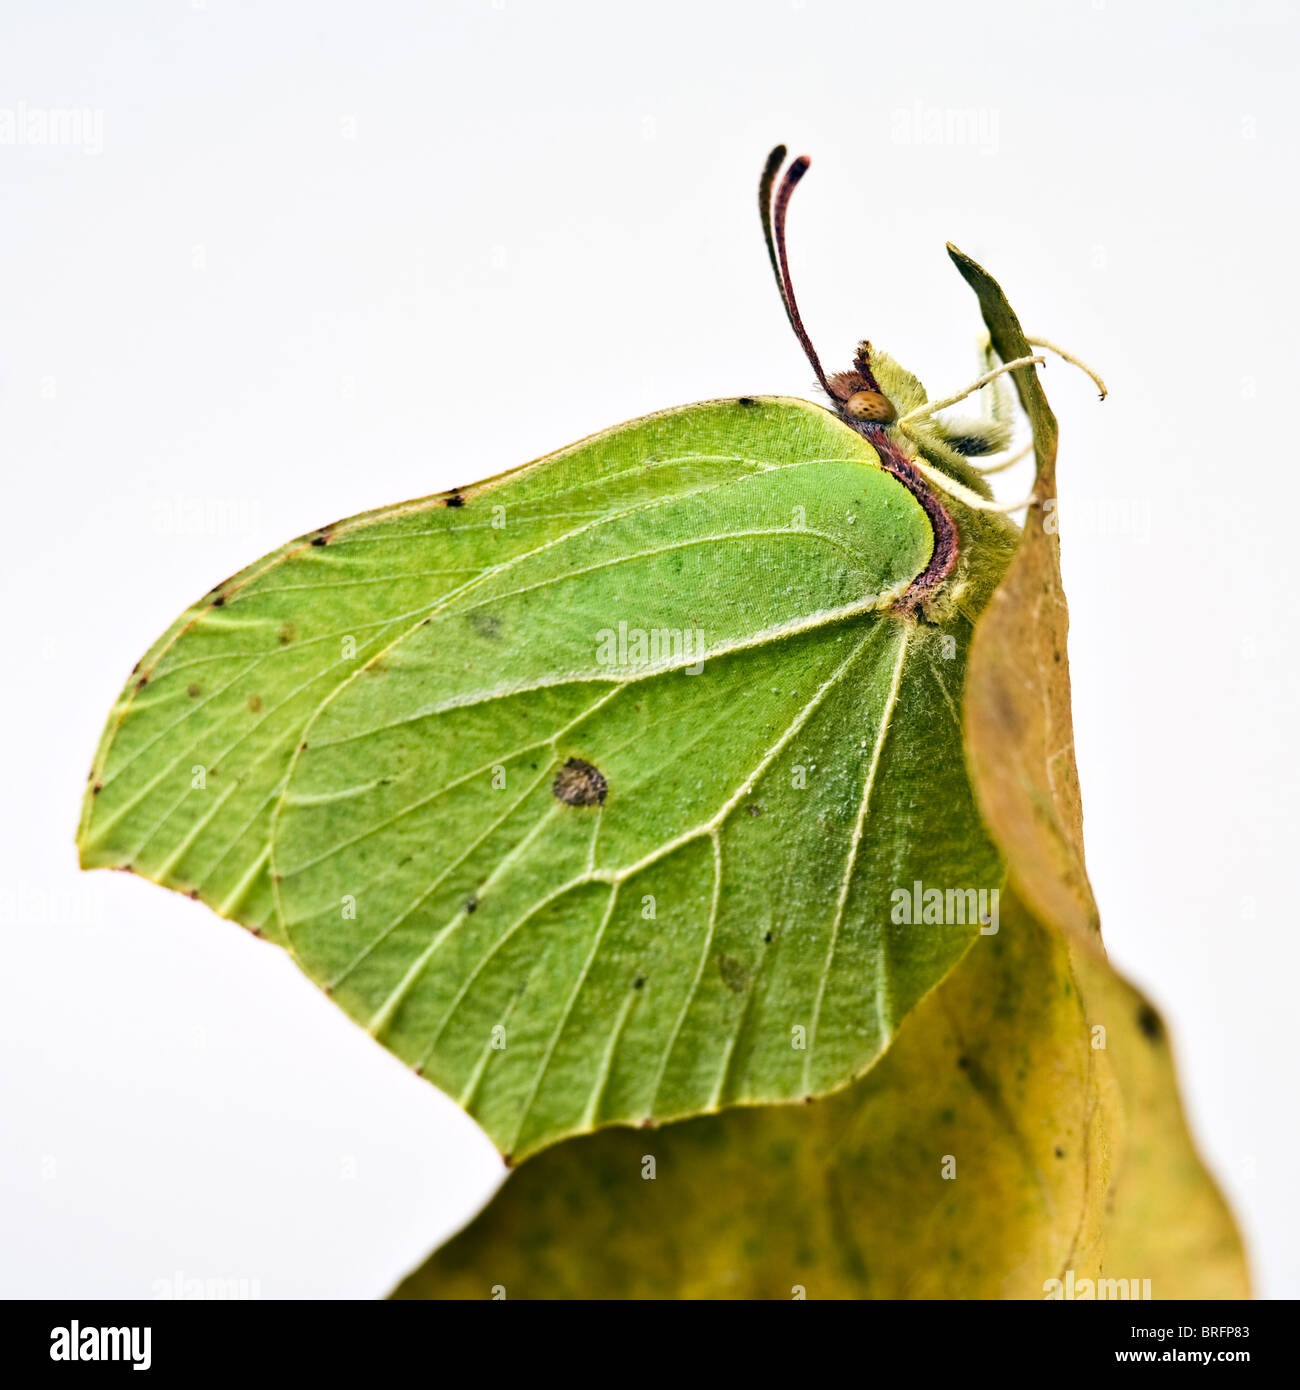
2, 0, 1296, 1299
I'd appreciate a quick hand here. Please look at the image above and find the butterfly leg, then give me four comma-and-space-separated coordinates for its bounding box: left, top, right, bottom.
895, 355, 1045, 430
976, 333, 1015, 427
959, 335, 1030, 473
908, 455, 1037, 513
971, 441, 1035, 476
1024, 336, 1107, 400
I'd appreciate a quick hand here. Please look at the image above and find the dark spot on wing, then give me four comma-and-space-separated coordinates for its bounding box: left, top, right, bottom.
716, 955, 749, 994
468, 611, 502, 640
552, 757, 607, 806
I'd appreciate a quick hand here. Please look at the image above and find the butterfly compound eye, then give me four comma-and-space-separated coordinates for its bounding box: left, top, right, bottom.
843, 390, 896, 424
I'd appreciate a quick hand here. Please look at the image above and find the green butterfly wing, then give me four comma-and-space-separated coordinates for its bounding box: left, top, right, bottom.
79, 394, 1013, 1158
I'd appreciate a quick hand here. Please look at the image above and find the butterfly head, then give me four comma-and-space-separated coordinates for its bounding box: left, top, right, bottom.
759, 147, 902, 434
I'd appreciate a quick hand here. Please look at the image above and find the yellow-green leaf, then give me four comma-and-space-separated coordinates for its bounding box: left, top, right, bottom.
389, 247, 1248, 1301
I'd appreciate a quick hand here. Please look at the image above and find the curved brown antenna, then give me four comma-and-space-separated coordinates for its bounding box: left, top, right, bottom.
759, 145, 830, 394
758, 145, 789, 311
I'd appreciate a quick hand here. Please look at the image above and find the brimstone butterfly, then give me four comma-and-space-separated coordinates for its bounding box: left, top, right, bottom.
78, 146, 1104, 1161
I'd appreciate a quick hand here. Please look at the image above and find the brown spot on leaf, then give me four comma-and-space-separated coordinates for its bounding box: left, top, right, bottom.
186, 683, 201, 698
92, 782, 102, 796
738, 397, 757, 407
311, 533, 330, 547
991, 676, 1020, 736
1137, 1004, 1163, 1043
136, 676, 148, 689
465, 896, 478, 914
746, 802, 763, 817
445, 492, 465, 508
552, 757, 607, 806
278, 622, 296, 645
248, 694, 263, 713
